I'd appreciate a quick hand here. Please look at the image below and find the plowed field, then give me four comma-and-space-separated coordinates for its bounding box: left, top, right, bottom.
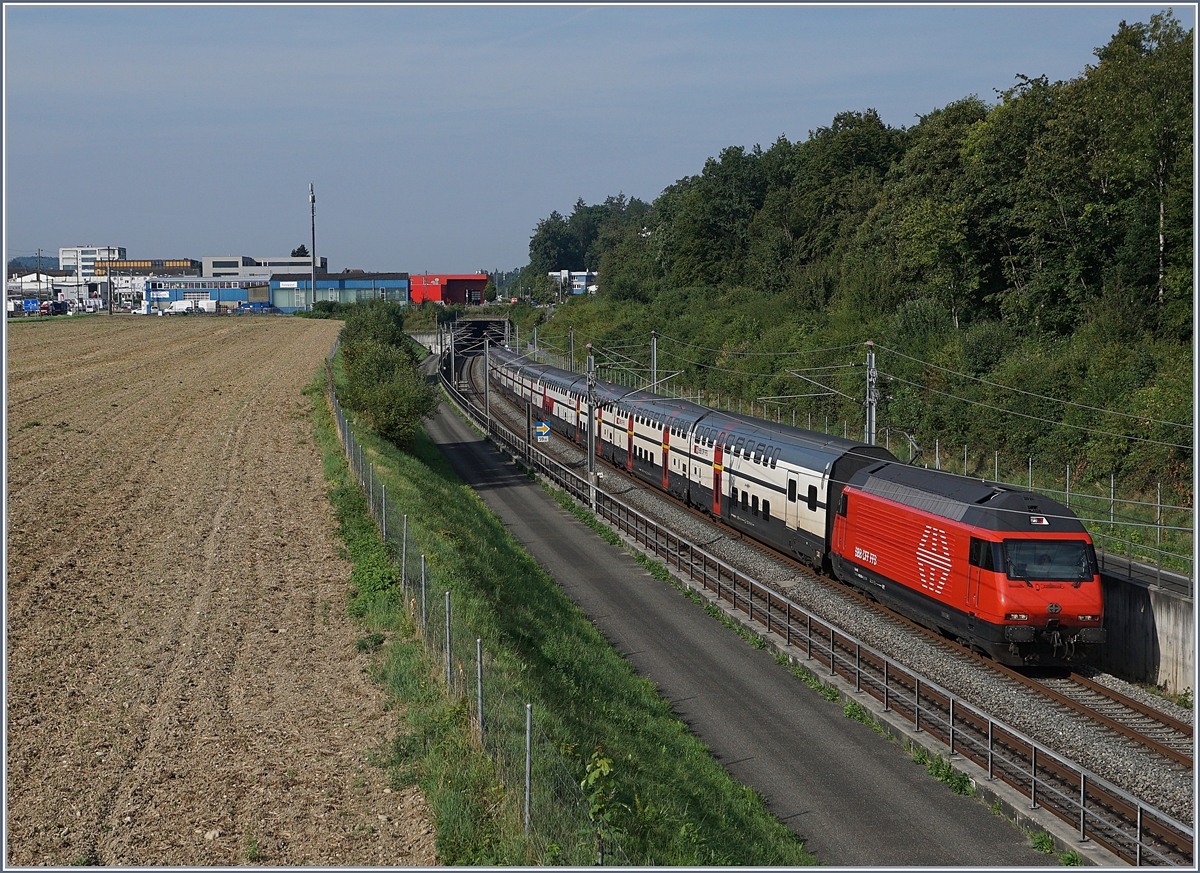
5, 315, 436, 866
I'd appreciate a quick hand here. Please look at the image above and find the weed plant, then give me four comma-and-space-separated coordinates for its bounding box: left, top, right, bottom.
306, 373, 816, 865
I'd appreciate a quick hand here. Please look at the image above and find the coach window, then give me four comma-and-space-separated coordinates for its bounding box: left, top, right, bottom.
807, 484, 818, 512
731, 486, 738, 505
742, 490, 749, 511
752, 495, 759, 515
763, 500, 770, 520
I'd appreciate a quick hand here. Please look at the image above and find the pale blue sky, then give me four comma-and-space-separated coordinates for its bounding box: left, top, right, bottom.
4, 4, 1188, 274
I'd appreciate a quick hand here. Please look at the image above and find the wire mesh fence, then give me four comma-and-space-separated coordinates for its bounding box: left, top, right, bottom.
326, 355, 630, 865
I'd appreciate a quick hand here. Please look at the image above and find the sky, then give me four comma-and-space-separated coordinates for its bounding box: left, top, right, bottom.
4, 3, 1191, 274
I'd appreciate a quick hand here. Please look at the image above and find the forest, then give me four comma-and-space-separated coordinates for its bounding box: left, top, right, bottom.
500, 11, 1192, 525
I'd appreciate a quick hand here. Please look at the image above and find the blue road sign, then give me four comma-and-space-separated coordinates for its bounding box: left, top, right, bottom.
535, 421, 550, 442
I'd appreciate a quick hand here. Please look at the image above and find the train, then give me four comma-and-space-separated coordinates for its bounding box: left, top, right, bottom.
487, 345, 1106, 667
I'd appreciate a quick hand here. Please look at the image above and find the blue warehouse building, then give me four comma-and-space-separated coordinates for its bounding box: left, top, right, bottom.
270, 272, 410, 312
141, 271, 410, 313
144, 277, 269, 312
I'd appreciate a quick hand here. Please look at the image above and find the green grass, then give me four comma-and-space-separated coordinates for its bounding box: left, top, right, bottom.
306, 368, 817, 866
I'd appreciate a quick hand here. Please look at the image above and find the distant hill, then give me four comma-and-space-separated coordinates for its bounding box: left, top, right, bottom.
8, 255, 59, 271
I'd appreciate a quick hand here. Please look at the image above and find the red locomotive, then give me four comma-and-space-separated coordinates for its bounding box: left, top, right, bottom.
830, 460, 1106, 666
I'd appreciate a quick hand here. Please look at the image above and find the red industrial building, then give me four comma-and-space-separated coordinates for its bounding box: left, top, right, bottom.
409, 273, 488, 305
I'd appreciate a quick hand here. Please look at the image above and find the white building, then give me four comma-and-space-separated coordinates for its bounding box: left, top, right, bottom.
548, 269, 597, 295
59, 245, 127, 278
202, 255, 328, 278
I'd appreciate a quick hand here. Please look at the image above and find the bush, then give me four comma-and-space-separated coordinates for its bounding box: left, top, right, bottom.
342, 338, 439, 448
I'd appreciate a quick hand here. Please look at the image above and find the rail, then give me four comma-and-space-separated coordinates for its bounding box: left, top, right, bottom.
440, 353, 1194, 866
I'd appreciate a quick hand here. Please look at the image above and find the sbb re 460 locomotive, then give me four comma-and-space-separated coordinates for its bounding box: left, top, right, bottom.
489, 347, 1105, 667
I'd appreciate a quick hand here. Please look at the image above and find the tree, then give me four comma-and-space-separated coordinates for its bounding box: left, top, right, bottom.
291, 244, 310, 257
528, 211, 576, 275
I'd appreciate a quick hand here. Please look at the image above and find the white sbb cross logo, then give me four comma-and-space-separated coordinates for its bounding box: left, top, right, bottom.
916, 525, 951, 595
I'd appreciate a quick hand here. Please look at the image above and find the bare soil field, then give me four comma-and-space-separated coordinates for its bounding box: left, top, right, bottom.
5, 315, 437, 866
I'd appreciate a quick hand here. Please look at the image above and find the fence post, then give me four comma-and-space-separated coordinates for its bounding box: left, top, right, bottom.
524, 703, 532, 837
1157, 482, 1162, 546
445, 591, 452, 688
476, 638, 484, 744
401, 515, 408, 594
914, 678, 921, 732
421, 555, 427, 634
1030, 745, 1039, 809
949, 697, 955, 756
382, 484, 387, 541
1080, 774, 1088, 842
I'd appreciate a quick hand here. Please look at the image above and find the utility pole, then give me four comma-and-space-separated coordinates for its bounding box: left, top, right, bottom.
651, 331, 657, 393
569, 329, 575, 372
450, 325, 456, 387
484, 336, 491, 435
865, 341, 878, 446
309, 182, 317, 312
587, 345, 597, 511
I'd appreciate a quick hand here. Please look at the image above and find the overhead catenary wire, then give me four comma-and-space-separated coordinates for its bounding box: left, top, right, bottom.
530, 333, 1191, 451
875, 343, 1191, 430
882, 372, 1193, 452
657, 333, 863, 358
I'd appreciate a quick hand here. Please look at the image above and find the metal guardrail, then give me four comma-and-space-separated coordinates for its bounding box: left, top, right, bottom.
442, 355, 1194, 866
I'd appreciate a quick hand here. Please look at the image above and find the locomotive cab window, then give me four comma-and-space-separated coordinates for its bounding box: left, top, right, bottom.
1003, 539, 1095, 584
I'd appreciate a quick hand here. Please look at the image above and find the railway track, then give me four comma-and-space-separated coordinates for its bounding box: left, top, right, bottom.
450, 350, 1194, 865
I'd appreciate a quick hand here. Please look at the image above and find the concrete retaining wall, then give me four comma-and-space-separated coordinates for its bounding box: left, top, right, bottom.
407, 332, 442, 354
1096, 574, 1193, 695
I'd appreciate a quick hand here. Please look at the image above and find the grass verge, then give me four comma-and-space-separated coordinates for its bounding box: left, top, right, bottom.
306, 370, 816, 865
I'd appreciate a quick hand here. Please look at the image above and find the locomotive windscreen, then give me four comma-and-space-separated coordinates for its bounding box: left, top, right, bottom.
1003, 539, 1096, 584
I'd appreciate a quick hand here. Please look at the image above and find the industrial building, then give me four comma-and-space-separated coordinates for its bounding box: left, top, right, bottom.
269, 272, 409, 312
92, 258, 201, 276
202, 255, 328, 279
409, 273, 488, 305
59, 246, 126, 278
143, 276, 270, 313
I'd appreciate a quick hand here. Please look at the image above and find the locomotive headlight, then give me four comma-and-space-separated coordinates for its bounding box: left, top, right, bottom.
1005, 613, 1029, 621
1077, 615, 1098, 622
